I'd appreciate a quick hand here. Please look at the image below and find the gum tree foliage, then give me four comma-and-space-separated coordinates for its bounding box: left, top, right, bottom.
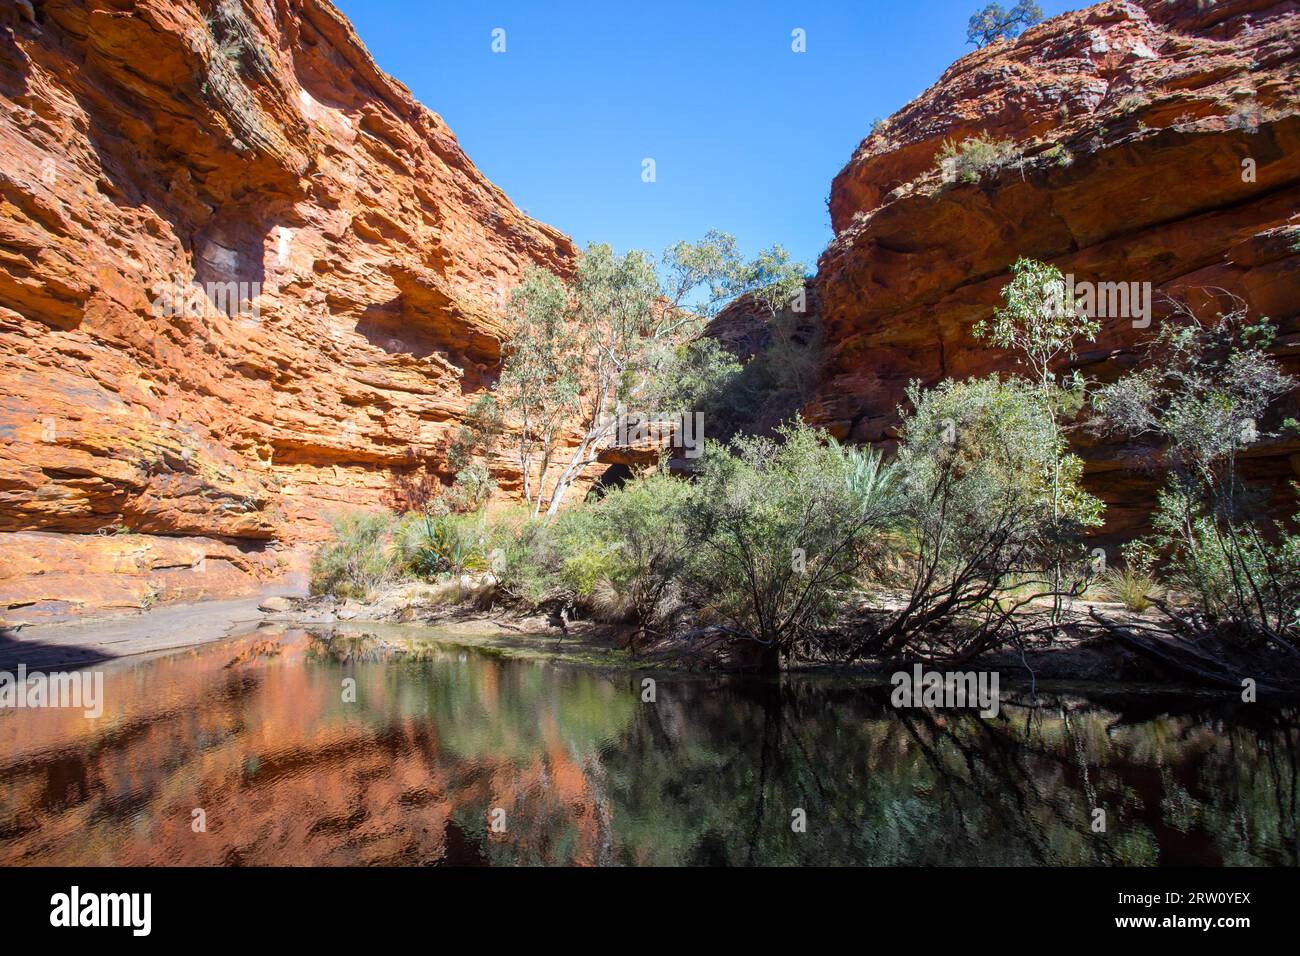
975, 257, 1101, 621
1094, 306, 1300, 653
684, 424, 898, 673
663, 313, 822, 444
966, 1, 1044, 48
974, 258, 1101, 392
659, 336, 744, 435
660, 244, 816, 443
495, 266, 581, 519
496, 234, 805, 520
855, 375, 1104, 664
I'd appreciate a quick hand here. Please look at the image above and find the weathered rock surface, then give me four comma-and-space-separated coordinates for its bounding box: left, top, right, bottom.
811, 0, 1300, 541
0, 0, 575, 621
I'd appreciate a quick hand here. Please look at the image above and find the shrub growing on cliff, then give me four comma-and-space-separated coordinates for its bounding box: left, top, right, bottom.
445, 461, 497, 514
936, 133, 1021, 184
309, 512, 400, 601
1094, 307, 1300, 652
443, 394, 502, 513
684, 423, 898, 672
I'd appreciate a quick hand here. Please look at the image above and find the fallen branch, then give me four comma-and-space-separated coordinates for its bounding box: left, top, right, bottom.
1089, 608, 1282, 693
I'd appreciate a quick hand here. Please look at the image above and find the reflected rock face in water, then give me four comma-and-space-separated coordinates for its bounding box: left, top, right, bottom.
0, 628, 1296, 866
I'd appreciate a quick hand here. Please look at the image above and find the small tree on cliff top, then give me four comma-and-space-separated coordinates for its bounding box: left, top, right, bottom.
966, 1, 1043, 48
497, 234, 805, 520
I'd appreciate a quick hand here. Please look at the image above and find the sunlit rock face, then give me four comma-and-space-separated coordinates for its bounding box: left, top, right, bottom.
0, 0, 575, 620
811, 0, 1300, 541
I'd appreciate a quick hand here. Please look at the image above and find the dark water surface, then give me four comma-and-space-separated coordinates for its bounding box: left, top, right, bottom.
1, 625, 1296, 866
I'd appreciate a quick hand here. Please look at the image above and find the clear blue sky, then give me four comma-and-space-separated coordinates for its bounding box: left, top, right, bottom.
334, 0, 1077, 271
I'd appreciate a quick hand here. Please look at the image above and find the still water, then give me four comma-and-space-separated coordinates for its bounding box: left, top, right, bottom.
1, 625, 1296, 866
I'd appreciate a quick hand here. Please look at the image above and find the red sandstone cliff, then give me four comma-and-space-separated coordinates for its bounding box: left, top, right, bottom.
0, 0, 575, 621
811, 0, 1299, 540
6, 0, 1299, 623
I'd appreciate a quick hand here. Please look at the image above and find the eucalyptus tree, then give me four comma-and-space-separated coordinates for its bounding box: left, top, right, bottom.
974, 257, 1101, 622
966, 1, 1043, 48
496, 233, 805, 519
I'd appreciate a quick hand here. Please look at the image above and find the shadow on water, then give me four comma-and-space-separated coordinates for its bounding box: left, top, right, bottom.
0, 626, 1296, 866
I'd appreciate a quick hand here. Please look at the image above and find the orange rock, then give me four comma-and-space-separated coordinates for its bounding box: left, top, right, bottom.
810, 0, 1300, 542
0, 0, 575, 617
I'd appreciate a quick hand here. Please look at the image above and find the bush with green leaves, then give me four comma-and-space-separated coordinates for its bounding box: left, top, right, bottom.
396, 512, 489, 579
856, 374, 1103, 662
560, 473, 693, 646
486, 507, 563, 605
936, 132, 1020, 184
660, 337, 745, 436
445, 460, 497, 514
684, 423, 898, 672
1148, 490, 1300, 644
309, 512, 401, 601
975, 256, 1101, 621
659, 310, 823, 445
441, 394, 502, 513
1095, 308, 1299, 652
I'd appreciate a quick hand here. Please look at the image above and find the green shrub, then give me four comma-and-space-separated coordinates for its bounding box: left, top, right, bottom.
486, 507, 562, 604
568, 474, 694, 643
445, 461, 497, 513
659, 310, 823, 444
553, 507, 618, 599
660, 337, 744, 436
1095, 308, 1299, 651
936, 133, 1020, 184
397, 512, 489, 578
309, 511, 400, 601
1116, 91, 1148, 113
857, 374, 1102, 661
1043, 144, 1073, 167
684, 422, 897, 671
1104, 565, 1158, 613
1150, 491, 1299, 643
477, 475, 696, 644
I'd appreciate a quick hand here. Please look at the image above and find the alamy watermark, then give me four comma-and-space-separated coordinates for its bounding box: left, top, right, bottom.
0, 665, 103, 718
150, 278, 261, 324
50, 886, 150, 936
1046, 273, 1151, 328
890, 664, 1000, 717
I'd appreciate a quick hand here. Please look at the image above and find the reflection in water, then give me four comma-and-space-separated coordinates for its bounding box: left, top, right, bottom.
0, 626, 1296, 866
